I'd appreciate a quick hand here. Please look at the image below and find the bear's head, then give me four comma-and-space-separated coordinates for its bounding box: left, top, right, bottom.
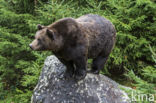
29, 24, 63, 51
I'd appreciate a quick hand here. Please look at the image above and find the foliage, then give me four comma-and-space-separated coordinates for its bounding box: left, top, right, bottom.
0, 0, 49, 102
7, 0, 49, 14
0, 0, 155, 102
125, 45, 156, 102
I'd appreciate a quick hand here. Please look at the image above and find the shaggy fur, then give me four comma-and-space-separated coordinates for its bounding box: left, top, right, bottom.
29, 14, 116, 80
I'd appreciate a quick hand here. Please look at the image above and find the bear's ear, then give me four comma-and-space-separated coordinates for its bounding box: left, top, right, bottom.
46, 29, 55, 40
37, 24, 43, 30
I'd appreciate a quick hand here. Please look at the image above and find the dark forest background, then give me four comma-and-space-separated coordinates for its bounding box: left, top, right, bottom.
0, 0, 155, 102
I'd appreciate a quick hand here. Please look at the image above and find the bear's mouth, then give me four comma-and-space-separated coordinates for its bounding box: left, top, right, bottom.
29, 44, 34, 50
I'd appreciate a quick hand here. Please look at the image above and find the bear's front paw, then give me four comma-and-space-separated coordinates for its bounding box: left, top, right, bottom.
64, 70, 74, 79
74, 70, 87, 81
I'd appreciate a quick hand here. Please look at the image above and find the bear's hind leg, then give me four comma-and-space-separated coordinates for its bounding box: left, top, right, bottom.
90, 56, 108, 74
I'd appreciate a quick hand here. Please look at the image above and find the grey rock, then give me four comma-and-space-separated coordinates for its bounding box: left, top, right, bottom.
31, 55, 130, 103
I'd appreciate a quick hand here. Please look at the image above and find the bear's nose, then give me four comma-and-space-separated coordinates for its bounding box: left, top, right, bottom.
29, 44, 33, 50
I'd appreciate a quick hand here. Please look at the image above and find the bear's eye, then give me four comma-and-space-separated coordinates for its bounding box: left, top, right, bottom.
37, 38, 42, 45
37, 38, 41, 41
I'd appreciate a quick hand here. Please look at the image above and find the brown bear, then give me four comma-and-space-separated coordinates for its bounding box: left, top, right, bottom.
29, 14, 116, 80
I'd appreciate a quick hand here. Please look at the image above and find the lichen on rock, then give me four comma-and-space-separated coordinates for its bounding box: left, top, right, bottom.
31, 55, 130, 103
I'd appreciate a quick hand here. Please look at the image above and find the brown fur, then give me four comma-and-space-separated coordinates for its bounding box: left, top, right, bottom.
29, 14, 116, 80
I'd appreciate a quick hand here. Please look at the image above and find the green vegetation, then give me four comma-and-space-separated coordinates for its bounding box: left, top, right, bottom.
0, 0, 155, 102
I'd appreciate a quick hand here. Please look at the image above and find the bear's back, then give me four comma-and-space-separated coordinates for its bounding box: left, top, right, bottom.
76, 14, 106, 24
76, 14, 115, 37
76, 14, 116, 58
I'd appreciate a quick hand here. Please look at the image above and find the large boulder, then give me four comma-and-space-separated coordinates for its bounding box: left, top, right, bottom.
31, 55, 130, 103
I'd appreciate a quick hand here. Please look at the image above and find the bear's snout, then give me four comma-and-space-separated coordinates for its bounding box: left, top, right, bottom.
29, 44, 33, 50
